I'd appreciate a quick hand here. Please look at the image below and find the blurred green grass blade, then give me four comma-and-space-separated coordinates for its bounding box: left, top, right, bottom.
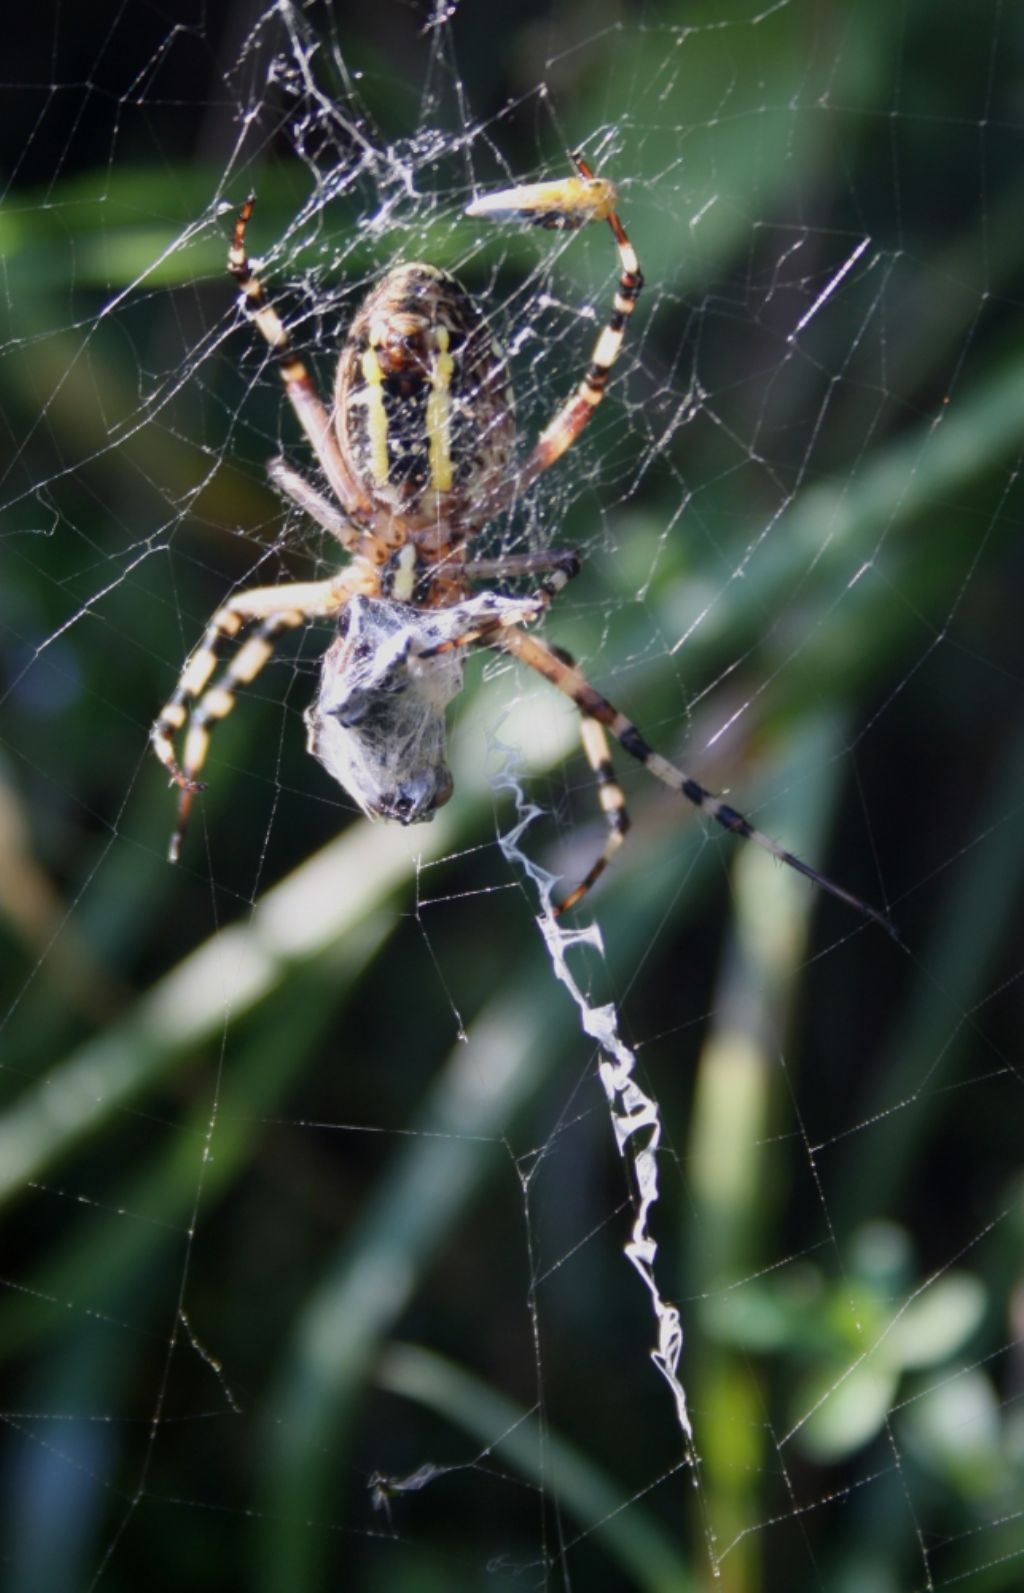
1, 160, 530, 296
686, 715, 846, 1585
834, 713, 1024, 1228
651, 352, 1022, 669
766, 355, 1023, 603
0, 935, 389, 1364
255, 961, 574, 1589
0, 956, 386, 1593
561, 0, 893, 294
4, 1326, 124, 1591
689, 716, 847, 1274
599, 348, 1024, 801
376, 1341, 694, 1593
0, 813, 456, 1213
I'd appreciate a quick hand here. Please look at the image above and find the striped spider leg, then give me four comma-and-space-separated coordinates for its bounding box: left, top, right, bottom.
466, 151, 644, 494
151, 573, 359, 861
494, 626, 897, 937
226, 198, 371, 521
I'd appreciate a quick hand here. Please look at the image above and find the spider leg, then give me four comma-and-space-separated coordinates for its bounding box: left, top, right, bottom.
527, 156, 643, 485
266, 457, 360, 552
413, 554, 582, 660
544, 647, 631, 916
465, 155, 642, 499
152, 576, 351, 861
497, 625, 896, 937
228, 199, 368, 517
464, 547, 582, 583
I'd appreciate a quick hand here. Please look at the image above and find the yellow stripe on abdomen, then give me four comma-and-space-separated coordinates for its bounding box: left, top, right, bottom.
426, 325, 454, 492
359, 348, 389, 485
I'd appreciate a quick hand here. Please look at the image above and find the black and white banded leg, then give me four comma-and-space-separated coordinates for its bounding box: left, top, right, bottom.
497, 625, 896, 935
152, 576, 352, 861
467, 152, 644, 488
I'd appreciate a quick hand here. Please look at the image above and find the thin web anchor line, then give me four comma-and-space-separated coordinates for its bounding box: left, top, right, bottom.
494, 749, 694, 1450
790, 235, 871, 338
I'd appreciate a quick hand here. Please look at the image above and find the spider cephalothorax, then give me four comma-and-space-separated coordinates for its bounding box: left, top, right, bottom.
152, 157, 892, 934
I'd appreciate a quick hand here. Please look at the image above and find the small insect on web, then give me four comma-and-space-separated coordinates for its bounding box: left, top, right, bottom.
151, 154, 895, 937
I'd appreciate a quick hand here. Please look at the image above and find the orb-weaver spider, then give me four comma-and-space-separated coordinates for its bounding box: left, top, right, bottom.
152, 155, 892, 934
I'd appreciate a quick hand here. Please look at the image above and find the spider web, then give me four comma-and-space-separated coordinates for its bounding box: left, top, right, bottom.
2, 0, 1023, 1588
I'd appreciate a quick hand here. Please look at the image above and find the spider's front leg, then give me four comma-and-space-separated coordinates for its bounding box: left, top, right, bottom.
496, 625, 896, 936
466, 152, 643, 487
152, 576, 352, 861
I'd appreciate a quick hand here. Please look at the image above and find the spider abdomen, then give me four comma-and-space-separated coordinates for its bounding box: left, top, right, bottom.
335, 263, 514, 527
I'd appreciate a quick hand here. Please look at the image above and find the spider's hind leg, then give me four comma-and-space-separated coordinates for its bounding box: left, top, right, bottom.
498, 625, 895, 936
543, 645, 631, 916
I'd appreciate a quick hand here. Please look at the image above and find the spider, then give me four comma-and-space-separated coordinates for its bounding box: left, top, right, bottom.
152, 155, 892, 935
